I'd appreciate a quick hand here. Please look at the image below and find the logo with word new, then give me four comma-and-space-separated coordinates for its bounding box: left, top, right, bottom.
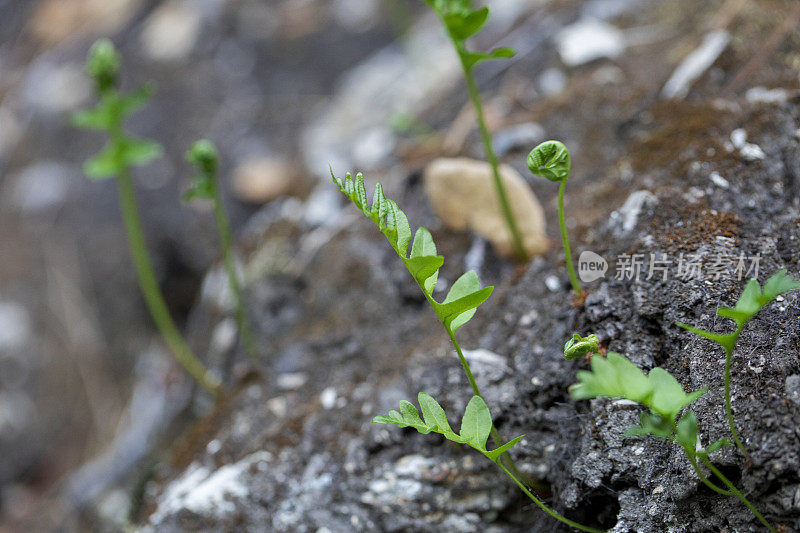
578, 251, 608, 282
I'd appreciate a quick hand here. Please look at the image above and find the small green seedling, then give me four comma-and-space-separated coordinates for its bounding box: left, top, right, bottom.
334, 171, 604, 533
185, 140, 257, 362
527, 141, 582, 296
564, 333, 599, 360
570, 351, 775, 532
73, 40, 219, 392
677, 269, 800, 458
422, 0, 527, 262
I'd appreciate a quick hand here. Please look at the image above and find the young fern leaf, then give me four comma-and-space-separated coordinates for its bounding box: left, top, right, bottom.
570, 352, 707, 422
563, 333, 600, 359
676, 269, 800, 458
422, 0, 528, 262
374, 393, 523, 463
570, 350, 774, 531
331, 171, 491, 335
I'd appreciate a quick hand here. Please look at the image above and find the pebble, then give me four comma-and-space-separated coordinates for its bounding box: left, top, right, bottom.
23, 62, 91, 113
9, 161, 73, 213
545, 275, 561, 292
232, 156, 296, 203
0, 301, 31, 352
538, 68, 567, 96
492, 122, 545, 156
709, 171, 729, 189
320, 388, 337, 410
423, 157, 548, 259
140, 1, 203, 62
661, 30, 729, 99
745, 86, 789, 105
608, 190, 658, 236
556, 19, 625, 67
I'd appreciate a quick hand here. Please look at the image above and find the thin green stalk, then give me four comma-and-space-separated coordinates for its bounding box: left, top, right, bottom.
685, 449, 732, 496
557, 179, 581, 295
117, 169, 219, 392
723, 342, 748, 459
457, 46, 528, 263
497, 462, 606, 533
212, 181, 257, 361
700, 455, 775, 532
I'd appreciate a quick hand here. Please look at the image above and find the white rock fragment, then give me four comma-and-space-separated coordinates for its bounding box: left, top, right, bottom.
492, 122, 546, 156
23, 62, 91, 113
277, 372, 308, 391
545, 275, 561, 292
556, 19, 625, 67
661, 30, 730, 99
709, 171, 729, 189
150, 451, 272, 523
740, 143, 766, 161
745, 86, 789, 105
9, 162, 73, 213
320, 387, 337, 410
730, 128, 747, 149
140, 1, 203, 62
0, 302, 31, 351
462, 348, 509, 369
608, 190, 658, 236
538, 67, 567, 96
423, 158, 548, 259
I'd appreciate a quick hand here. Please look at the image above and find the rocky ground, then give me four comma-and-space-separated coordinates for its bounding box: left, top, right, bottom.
2, 0, 800, 532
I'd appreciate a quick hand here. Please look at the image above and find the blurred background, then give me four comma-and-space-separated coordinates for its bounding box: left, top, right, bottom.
0, 0, 798, 530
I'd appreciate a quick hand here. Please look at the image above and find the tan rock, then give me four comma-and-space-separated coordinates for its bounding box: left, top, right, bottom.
30, 0, 141, 46
423, 157, 548, 259
140, 1, 202, 62
232, 157, 295, 204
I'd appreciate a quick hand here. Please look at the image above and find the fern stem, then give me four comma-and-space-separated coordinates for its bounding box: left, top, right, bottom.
117, 169, 218, 392
212, 179, 257, 361
557, 179, 582, 296
723, 344, 749, 459
456, 45, 528, 263
699, 455, 775, 532
497, 462, 606, 533
685, 450, 732, 496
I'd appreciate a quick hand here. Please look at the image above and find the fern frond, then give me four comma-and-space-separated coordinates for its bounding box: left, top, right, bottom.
332, 171, 492, 335
374, 393, 523, 463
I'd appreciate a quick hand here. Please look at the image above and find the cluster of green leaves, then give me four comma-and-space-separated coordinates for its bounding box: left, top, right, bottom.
563, 333, 599, 360
677, 269, 800, 353
422, 0, 515, 69
677, 269, 800, 457
374, 393, 523, 463
570, 352, 726, 454
331, 171, 492, 334
72, 40, 162, 179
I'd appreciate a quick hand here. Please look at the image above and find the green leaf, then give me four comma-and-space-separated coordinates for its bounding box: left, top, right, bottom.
570, 352, 706, 422
418, 392, 454, 436
459, 396, 492, 449
624, 412, 673, 440
354, 172, 369, 215
462, 47, 516, 70
484, 434, 524, 463
564, 333, 600, 360
118, 82, 155, 119
83, 142, 121, 179
374, 393, 523, 462
704, 438, 732, 454
445, 6, 489, 40
675, 410, 699, 450
527, 140, 572, 183
679, 269, 799, 351
649, 369, 706, 420
436, 271, 493, 332
121, 137, 162, 167
71, 106, 112, 131
371, 182, 387, 220
406, 255, 444, 287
